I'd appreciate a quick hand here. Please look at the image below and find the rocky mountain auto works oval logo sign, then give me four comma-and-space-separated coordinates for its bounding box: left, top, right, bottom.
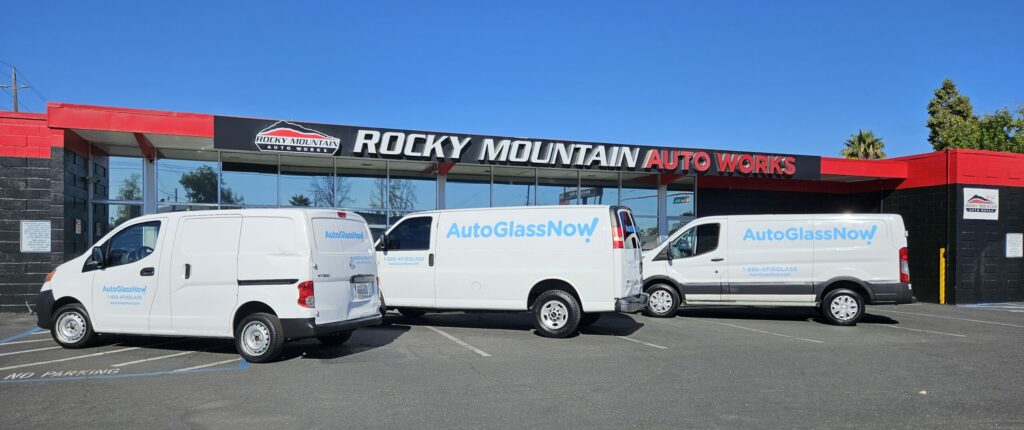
963, 187, 999, 220
254, 121, 340, 155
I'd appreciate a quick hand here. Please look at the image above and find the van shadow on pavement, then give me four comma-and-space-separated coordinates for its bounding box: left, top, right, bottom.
386, 310, 645, 338
277, 323, 411, 361
676, 306, 899, 325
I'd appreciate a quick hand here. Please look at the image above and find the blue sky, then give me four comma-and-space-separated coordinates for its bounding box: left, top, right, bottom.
2, 1, 1022, 157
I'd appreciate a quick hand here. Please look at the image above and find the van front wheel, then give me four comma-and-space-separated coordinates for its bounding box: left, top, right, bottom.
533, 290, 581, 338
643, 284, 680, 318
821, 289, 865, 326
51, 304, 96, 349
235, 313, 285, 363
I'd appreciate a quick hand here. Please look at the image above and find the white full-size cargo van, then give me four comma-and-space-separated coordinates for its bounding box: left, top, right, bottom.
642, 214, 915, 325
36, 209, 382, 363
375, 205, 647, 337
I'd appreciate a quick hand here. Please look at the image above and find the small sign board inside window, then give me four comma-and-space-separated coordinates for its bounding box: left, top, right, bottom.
1008, 233, 1023, 258
20, 220, 51, 253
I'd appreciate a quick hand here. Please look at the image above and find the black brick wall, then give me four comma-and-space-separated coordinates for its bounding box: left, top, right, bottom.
696, 188, 881, 217
0, 147, 66, 313
879, 185, 952, 304
953, 184, 1024, 304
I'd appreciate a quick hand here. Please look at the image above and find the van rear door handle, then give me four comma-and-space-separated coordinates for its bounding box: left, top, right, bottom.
184, 264, 191, 279
711, 257, 724, 262
428, 253, 434, 267
140, 267, 155, 276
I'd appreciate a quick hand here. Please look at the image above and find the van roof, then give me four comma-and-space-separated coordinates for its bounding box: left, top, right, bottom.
692, 213, 903, 223
401, 205, 617, 216
121, 208, 369, 223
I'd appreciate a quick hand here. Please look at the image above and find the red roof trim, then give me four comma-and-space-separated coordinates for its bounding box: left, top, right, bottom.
819, 157, 908, 179
46, 102, 213, 137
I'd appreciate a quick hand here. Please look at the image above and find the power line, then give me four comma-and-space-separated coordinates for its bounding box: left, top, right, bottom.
0, 61, 47, 105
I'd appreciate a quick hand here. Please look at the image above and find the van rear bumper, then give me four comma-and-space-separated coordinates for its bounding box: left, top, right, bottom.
615, 293, 649, 313
870, 282, 916, 305
280, 314, 382, 339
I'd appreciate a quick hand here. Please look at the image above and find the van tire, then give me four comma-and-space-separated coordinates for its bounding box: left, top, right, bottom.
51, 303, 96, 349
578, 312, 601, 328
821, 289, 865, 326
317, 330, 353, 347
644, 284, 680, 318
235, 313, 285, 363
398, 308, 426, 319
532, 290, 581, 338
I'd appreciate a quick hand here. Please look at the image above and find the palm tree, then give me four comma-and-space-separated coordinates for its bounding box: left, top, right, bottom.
841, 130, 887, 159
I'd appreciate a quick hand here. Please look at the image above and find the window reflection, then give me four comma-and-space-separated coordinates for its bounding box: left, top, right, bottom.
580, 172, 619, 206
280, 156, 333, 207
493, 167, 535, 207
157, 153, 219, 205
537, 169, 579, 206
445, 165, 489, 209
92, 204, 142, 243
221, 153, 277, 206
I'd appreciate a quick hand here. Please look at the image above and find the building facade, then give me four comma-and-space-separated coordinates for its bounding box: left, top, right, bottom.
1, 103, 1021, 312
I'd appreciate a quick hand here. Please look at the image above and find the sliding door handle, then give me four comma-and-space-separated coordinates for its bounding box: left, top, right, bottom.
184, 264, 191, 279
140, 267, 155, 276
428, 253, 434, 267
710, 257, 724, 262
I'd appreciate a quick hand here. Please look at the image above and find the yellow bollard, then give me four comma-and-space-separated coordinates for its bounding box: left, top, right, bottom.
939, 248, 946, 305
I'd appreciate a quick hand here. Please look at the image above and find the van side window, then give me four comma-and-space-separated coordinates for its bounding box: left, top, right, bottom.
669, 223, 720, 258
617, 209, 641, 249
387, 217, 432, 251
102, 221, 161, 268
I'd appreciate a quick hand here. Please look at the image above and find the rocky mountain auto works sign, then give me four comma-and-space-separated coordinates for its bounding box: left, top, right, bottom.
214, 116, 821, 179
963, 187, 999, 220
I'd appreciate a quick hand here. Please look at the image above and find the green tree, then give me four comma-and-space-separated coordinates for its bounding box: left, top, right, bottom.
840, 130, 887, 159
112, 172, 142, 226
288, 194, 312, 207
178, 165, 243, 204
927, 79, 978, 151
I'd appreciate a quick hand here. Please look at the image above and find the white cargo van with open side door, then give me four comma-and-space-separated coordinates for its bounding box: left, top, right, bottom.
641, 214, 915, 325
35, 209, 381, 363
375, 205, 647, 337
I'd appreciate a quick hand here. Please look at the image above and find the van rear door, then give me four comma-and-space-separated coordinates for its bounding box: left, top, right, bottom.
310, 215, 379, 325
614, 208, 643, 299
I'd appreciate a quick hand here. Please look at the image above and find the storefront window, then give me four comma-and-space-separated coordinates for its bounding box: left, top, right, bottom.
621, 173, 659, 249
579, 171, 620, 206
666, 177, 696, 236
537, 169, 579, 206
445, 165, 489, 209
92, 203, 142, 243
492, 167, 535, 207
221, 152, 277, 207
157, 150, 219, 205
280, 156, 333, 207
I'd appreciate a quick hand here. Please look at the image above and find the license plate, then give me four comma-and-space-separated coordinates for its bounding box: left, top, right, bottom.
352, 282, 372, 300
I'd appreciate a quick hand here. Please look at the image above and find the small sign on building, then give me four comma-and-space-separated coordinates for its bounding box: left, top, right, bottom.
1007, 233, 1023, 259
963, 187, 999, 220
20, 220, 51, 253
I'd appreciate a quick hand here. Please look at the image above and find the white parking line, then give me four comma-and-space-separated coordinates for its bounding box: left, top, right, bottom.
589, 329, 667, 349
0, 340, 183, 372
876, 324, 966, 338
113, 350, 196, 367
424, 326, 492, 357
873, 309, 1024, 328
0, 346, 61, 357
698, 320, 825, 344
173, 358, 241, 372
0, 338, 52, 347
29, 330, 50, 336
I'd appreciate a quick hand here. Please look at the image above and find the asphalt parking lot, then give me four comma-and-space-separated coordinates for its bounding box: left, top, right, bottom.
1, 303, 1023, 429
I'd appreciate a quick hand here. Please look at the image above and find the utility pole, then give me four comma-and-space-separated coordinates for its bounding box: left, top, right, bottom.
1, 66, 30, 112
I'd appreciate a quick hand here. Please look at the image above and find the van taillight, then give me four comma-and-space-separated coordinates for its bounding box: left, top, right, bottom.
298, 281, 315, 308
337, 211, 347, 218
612, 226, 625, 249
899, 247, 910, 283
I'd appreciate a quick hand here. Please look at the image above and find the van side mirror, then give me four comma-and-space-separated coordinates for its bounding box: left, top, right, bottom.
90, 247, 105, 268
377, 234, 389, 251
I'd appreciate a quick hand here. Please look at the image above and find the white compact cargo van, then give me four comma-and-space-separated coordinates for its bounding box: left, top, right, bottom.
375, 205, 647, 337
36, 209, 382, 363
642, 214, 915, 325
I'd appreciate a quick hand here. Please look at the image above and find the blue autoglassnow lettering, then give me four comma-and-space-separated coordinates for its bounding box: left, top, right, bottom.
446, 217, 600, 243
742, 225, 879, 245
325, 230, 364, 240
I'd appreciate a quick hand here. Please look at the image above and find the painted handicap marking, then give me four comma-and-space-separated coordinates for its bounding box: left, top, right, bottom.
0, 327, 42, 344
1, 358, 249, 384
